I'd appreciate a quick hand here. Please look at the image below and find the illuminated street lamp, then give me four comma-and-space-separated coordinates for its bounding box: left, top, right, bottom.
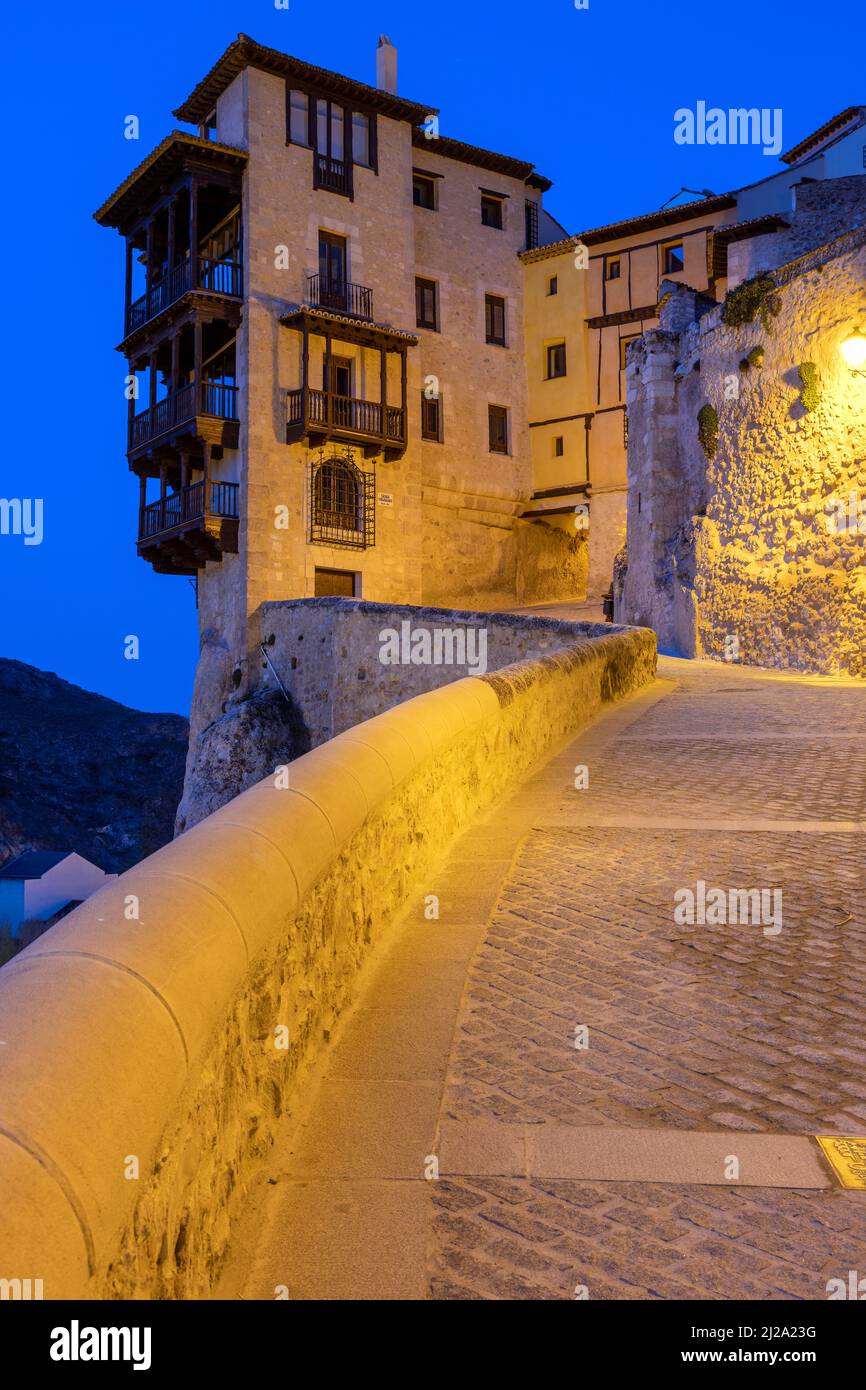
840, 331, 866, 376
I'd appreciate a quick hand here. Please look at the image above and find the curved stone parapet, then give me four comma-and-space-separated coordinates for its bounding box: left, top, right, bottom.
0, 625, 655, 1298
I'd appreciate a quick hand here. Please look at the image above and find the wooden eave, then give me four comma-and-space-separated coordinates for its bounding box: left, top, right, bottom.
707, 215, 790, 278
410, 128, 544, 184
519, 193, 738, 264
94, 133, 248, 233
586, 303, 660, 329
781, 106, 864, 164
280, 305, 419, 350
173, 32, 436, 126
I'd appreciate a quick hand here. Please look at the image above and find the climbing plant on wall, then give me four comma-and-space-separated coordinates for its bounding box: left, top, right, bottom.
721, 274, 782, 332
797, 362, 821, 412
697, 403, 718, 459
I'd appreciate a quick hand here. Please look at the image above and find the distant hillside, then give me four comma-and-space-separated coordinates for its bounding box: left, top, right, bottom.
0, 659, 188, 873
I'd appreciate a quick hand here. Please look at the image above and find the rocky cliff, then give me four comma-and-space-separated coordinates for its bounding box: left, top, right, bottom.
0, 659, 188, 872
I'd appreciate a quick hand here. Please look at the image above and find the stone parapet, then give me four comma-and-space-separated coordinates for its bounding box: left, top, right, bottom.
0, 623, 655, 1298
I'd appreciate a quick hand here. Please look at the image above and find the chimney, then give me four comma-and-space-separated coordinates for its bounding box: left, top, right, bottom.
376, 35, 397, 95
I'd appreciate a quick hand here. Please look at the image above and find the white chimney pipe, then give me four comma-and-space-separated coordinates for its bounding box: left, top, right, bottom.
376, 35, 397, 95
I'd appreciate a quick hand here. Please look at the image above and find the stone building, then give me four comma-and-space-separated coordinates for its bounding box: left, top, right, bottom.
94, 32, 581, 802
521, 106, 866, 600
617, 174, 866, 675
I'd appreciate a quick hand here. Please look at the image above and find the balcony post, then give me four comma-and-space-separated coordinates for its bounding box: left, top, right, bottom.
324, 328, 332, 431
380, 344, 387, 441
144, 218, 154, 317
400, 345, 407, 438
170, 330, 180, 399
138, 474, 146, 537
148, 351, 157, 413
194, 316, 202, 413
189, 177, 198, 289
202, 442, 211, 516
159, 462, 167, 533
124, 238, 133, 322
301, 318, 310, 423
127, 356, 136, 447
167, 196, 176, 281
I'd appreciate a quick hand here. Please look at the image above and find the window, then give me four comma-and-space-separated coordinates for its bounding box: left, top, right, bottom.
488, 404, 508, 454
415, 277, 439, 330
288, 88, 310, 146
663, 241, 685, 274
421, 391, 443, 442
485, 294, 506, 346
310, 450, 374, 549
553, 435, 564, 457
620, 335, 640, 371
352, 111, 372, 167
605, 257, 621, 281
413, 173, 436, 209
314, 567, 356, 597
546, 342, 567, 379
481, 194, 504, 229
547, 275, 558, 296
525, 199, 539, 250
324, 354, 352, 398
318, 230, 347, 310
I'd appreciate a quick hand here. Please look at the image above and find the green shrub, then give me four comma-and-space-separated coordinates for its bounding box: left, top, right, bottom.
722, 275, 781, 331
697, 403, 719, 459
797, 362, 821, 412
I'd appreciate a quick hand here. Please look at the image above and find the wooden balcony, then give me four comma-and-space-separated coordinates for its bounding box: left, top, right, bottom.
137, 480, 239, 575
306, 274, 373, 320
287, 386, 405, 459
314, 153, 352, 198
130, 380, 239, 457
125, 256, 242, 338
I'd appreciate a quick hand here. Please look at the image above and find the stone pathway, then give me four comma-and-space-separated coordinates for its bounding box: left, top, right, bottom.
221, 656, 866, 1301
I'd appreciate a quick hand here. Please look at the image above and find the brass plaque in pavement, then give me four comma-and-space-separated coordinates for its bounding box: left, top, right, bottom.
816, 1136, 866, 1189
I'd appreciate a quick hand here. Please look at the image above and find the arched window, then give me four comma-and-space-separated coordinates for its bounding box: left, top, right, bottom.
310, 448, 374, 549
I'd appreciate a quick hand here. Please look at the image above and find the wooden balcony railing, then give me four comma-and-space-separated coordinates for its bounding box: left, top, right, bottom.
287, 387, 405, 443
314, 153, 352, 197
138, 480, 239, 541
306, 274, 373, 320
125, 256, 243, 336
130, 381, 238, 450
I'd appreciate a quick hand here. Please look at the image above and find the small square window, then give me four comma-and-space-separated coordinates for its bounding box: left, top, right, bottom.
606, 257, 621, 281
546, 342, 567, 379
547, 275, 558, 296
413, 173, 436, 209
488, 404, 508, 454
421, 391, 443, 442
620, 335, 640, 371
553, 435, 564, 457
415, 277, 439, 331
481, 194, 504, 229
663, 241, 685, 274
485, 294, 506, 346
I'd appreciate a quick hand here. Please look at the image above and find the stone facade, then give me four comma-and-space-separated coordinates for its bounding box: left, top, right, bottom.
618, 186, 866, 675
191, 55, 575, 728
178, 595, 614, 830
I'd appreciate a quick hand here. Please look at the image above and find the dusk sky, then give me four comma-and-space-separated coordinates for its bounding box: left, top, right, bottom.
1, 0, 862, 714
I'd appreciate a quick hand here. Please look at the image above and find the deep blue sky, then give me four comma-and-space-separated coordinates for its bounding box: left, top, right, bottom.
1, 0, 862, 714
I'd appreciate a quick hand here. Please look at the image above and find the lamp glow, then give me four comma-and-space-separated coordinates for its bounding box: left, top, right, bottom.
840, 332, 866, 371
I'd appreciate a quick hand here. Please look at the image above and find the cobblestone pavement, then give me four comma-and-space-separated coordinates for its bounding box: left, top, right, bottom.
429, 658, 866, 1300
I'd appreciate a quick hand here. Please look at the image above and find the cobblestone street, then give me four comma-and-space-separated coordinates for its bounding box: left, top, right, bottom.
228, 656, 866, 1301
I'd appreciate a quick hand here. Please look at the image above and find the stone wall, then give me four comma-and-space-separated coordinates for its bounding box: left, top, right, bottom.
0, 625, 656, 1299
619, 227, 866, 674
177, 594, 616, 830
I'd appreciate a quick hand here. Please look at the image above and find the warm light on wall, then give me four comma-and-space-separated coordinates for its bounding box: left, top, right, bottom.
840, 332, 866, 375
